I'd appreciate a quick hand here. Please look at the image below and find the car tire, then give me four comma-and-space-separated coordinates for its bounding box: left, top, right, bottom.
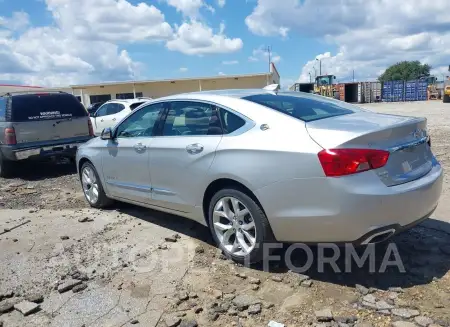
444, 95, 450, 103
0, 152, 14, 178
80, 161, 113, 208
208, 188, 274, 264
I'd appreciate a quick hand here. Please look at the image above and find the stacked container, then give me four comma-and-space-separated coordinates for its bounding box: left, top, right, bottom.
382, 81, 394, 102
392, 81, 405, 102
371, 82, 382, 102
417, 81, 428, 101
405, 80, 418, 101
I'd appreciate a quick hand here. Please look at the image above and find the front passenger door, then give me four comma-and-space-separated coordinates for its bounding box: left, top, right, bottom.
101, 102, 166, 204
149, 101, 223, 213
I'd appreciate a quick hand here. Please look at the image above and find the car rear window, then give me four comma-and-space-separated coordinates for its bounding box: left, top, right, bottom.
11, 93, 88, 122
130, 102, 145, 110
243, 93, 362, 122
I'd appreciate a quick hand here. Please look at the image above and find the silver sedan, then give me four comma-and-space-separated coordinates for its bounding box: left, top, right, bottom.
76, 88, 443, 263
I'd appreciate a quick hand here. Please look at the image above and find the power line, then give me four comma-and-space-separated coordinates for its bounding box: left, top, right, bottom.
264, 45, 272, 73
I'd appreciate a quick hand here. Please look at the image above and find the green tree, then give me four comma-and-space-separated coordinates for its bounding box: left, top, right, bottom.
378, 61, 431, 82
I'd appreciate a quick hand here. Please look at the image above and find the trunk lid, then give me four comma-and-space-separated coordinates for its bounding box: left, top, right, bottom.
10, 93, 90, 144
306, 112, 433, 186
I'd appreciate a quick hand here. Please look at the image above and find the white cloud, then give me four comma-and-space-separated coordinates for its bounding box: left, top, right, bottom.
246, 0, 450, 82
0, 11, 30, 31
179, 67, 188, 72
222, 60, 238, 65
165, 0, 214, 18
0, 0, 244, 86
0, 26, 140, 86
46, 0, 173, 42
167, 21, 243, 55
217, 0, 226, 8
248, 46, 281, 63
218, 72, 226, 76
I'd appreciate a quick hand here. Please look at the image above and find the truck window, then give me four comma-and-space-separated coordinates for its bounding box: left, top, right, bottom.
11, 93, 88, 122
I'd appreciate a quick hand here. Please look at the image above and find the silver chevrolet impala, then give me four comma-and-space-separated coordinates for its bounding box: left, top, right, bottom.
76, 87, 443, 263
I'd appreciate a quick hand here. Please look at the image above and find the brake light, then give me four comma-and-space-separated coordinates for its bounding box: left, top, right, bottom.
4, 127, 17, 145
318, 148, 390, 177
87, 119, 94, 137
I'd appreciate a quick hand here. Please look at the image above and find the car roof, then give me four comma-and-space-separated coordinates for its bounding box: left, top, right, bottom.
157, 89, 318, 102
106, 98, 150, 104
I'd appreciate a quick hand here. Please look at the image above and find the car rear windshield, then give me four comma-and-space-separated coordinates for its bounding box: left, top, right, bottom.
243, 93, 363, 122
130, 102, 145, 110
11, 93, 88, 122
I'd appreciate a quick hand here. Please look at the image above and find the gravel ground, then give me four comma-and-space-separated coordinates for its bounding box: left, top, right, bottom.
0, 101, 449, 327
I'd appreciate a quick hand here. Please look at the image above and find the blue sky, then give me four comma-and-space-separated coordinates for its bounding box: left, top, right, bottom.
0, 0, 449, 88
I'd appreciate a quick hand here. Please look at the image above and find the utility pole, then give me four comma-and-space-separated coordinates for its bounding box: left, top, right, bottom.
264, 45, 272, 73
316, 58, 322, 76
309, 72, 312, 83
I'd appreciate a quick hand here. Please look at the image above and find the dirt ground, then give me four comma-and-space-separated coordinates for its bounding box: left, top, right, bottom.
0, 101, 449, 327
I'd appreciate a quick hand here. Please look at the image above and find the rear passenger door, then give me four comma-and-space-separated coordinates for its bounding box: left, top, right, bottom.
148, 101, 223, 213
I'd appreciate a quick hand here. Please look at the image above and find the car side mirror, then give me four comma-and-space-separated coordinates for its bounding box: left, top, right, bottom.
101, 127, 113, 140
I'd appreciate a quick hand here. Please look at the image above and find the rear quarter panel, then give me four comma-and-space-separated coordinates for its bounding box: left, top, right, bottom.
201, 114, 324, 207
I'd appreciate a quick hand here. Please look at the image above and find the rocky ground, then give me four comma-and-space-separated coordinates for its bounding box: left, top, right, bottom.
0, 101, 450, 327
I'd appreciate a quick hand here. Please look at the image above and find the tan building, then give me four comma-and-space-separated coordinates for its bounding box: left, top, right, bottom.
71, 63, 280, 106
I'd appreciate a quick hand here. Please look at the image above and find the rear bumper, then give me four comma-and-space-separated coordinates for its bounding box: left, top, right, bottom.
1, 137, 92, 161
256, 157, 443, 243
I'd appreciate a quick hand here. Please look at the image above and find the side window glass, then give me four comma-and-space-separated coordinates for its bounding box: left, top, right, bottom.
116, 103, 125, 113
162, 101, 221, 136
219, 109, 245, 134
116, 103, 164, 138
95, 104, 109, 117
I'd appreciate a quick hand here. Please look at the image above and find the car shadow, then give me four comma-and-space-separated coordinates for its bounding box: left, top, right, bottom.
104, 201, 450, 290
254, 217, 450, 290
7, 158, 77, 181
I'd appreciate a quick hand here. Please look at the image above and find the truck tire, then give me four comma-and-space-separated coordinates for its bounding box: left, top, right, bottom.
0, 152, 14, 178
444, 95, 450, 103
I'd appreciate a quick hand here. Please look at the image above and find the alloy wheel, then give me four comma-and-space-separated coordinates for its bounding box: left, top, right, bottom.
212, 196, 256, 257
81, 166, 99, 204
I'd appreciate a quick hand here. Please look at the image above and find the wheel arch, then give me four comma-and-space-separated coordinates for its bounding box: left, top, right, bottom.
202, 178, 266, 226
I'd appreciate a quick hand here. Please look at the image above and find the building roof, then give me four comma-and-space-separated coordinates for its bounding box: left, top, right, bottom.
70, 72, 272, 89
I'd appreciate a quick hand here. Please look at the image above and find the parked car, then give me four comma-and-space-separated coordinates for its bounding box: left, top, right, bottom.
0, 91, 94, 177
90, 99, 150, 135
76, 87, 443, 264
86, 102, 104, 116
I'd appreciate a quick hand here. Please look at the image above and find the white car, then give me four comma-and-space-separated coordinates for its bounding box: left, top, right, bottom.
90, 98, 152, 135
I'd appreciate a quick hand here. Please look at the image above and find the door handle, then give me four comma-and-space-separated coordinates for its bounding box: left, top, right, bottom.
134, 143, 147, 152
100, 119, 104, 122
112, 118, 116, 121
186, 143, 204, 154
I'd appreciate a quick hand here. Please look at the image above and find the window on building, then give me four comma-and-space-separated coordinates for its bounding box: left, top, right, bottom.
90, 94, 111, 104
116, 92, 143, 99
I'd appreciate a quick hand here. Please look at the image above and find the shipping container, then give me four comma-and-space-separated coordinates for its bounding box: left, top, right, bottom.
417, 81, 428, 101
337, 83, 345, 101
371, 82, 382, 102
382, 81, 393, 102
361, 82, 371, 103
344, 83, 359, 103
357, 82, 363, 103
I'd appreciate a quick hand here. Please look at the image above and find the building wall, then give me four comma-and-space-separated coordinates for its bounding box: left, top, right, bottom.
73, 75, 272, 106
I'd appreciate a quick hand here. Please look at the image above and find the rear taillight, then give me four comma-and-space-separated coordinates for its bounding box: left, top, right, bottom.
318, 148, 390, 177
87, 119, 94, 137
4, 127, 17, 145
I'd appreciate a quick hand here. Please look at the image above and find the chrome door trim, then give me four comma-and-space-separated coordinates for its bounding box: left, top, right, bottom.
152, 187, 176, 196
106, 180, 152, 192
